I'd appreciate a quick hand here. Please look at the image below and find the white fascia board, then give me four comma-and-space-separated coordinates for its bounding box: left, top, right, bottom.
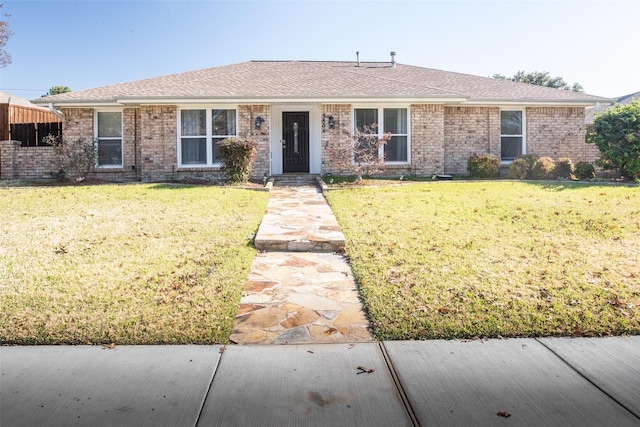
461, 98, 614, 107
34, 101, 125, 108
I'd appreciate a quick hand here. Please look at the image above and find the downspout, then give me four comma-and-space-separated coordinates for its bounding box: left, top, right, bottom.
48, 103, 64, 120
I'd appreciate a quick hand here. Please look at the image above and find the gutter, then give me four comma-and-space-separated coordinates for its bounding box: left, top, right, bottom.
48, 103, 64, 119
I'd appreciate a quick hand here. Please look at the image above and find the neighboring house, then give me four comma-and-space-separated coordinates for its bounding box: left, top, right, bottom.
8, 58, 609, 181
585, 91, 640, 126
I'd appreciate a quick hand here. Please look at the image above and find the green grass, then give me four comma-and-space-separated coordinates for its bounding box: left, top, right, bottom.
0, 183, 269, 345
325, 181, 640, 340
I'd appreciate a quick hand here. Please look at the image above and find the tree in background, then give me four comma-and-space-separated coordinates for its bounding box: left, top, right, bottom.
46, 86, 72, 96
493, 70, 583, 92
587, 100, 640, 180
0, 3, 12, 67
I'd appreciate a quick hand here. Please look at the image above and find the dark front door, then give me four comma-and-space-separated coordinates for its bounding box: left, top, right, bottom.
282, 112, 309, 173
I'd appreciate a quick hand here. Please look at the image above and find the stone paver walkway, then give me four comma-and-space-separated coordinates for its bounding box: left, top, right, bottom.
254, 180, 345, 252
231, 175, 373, 345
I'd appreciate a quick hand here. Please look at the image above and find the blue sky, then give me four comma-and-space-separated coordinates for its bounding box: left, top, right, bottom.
1, 0, 638, 100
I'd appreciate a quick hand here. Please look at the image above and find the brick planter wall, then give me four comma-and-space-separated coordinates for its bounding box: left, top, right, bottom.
0, 140, 58, 179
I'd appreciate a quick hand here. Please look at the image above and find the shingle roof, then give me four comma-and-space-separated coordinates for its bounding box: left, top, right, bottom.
1, 90, 51, 110
34, 61, 609, 105
585, 90, 640, 124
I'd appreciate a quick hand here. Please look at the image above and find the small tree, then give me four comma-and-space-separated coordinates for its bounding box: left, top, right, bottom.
0, 3, 12, 68
587, 100, 640, 180
43, 135, 95, 181
333, 124, 390, 182
45, 86, 71, 96
218, 137, 257, 183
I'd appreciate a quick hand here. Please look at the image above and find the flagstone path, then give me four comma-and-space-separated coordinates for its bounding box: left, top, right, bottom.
230, 175, 373, 345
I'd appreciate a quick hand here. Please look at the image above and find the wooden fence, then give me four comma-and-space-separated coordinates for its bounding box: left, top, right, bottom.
1, 103, 63, 146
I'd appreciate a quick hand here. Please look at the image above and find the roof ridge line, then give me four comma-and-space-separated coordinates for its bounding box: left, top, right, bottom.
297, 61, 469, 98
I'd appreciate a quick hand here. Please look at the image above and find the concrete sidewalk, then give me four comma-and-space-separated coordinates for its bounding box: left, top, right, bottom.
2, 337, 640, 426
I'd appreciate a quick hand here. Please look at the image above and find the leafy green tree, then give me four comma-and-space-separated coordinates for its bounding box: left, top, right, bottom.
587, 100, 640, 180
492, 70, 583, 92
46, 86, 72, 96
0, 3, 12, 67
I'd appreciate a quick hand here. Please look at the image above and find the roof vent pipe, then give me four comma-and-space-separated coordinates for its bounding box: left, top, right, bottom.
390, 51, 396, 68
356, 51, 360, 67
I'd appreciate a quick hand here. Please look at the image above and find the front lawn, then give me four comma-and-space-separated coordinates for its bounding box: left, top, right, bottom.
325, 181, 640, 340
0, 183, 269, 345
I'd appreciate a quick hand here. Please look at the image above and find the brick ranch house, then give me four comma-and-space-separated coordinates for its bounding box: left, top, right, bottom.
2, 59, 610, 181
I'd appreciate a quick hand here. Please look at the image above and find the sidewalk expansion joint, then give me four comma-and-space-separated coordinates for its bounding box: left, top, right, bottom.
535, 338, 640, 421
379, 341, 421, 427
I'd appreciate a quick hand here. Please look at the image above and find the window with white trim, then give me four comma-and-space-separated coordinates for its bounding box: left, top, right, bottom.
354, 107, 409, 163
179, 108, 237, 166
95, 111, 123, 167
500, 110, 524, 161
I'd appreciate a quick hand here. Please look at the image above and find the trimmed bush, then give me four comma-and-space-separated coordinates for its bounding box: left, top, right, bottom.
518, 154, 540, 172
553, 157, 574, 179
467, 154, 500, 178
508, 158, 529, 179
218, 137, 257, 183
531, 157, 556, 180
574, 161, 595, 180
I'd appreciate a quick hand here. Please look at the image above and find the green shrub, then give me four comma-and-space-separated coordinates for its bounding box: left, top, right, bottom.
553, 157, 574, 179
531, 157, 556, 180
218, 137, 257, 183
518, 154, 540, 172
508, 158, 529, 179
467, 154, 500, 178
574, 161, 595, 180
587, 100, 640, 180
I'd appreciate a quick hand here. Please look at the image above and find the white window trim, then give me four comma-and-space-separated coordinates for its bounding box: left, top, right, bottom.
177, 105, 238, 168
94, 108, 124, 169
500, 108, 526, 164
353, 105, 411, 165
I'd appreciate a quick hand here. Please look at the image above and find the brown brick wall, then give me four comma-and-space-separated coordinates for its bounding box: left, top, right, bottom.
238, 105, 270, 178
444, 106, 500, 174
139, 106, 177, 181
411, 104, 445, 175
321, 104, 353, 175
3, 104, 600, 181
0, 140, 58, 179
526, 107, 597, 163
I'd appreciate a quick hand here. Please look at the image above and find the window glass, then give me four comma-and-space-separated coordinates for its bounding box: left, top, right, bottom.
181, 138, 207, 164
384, 108, 407, 134
181, 110, 206, 136
97, 141, 122, 166
501, 111, 522, 135
501, 110, 524, 160
501, 137, 523, 159
178, 108, 237, 166
212, 109, 236, 136
97, 112, 122, 137
385, 136, 408, 162
96, 112, 122, 166
355, 109, 378, 133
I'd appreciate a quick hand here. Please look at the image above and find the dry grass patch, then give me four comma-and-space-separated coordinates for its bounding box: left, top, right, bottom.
0, 183, 269, 345
325, 181, 640, 340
